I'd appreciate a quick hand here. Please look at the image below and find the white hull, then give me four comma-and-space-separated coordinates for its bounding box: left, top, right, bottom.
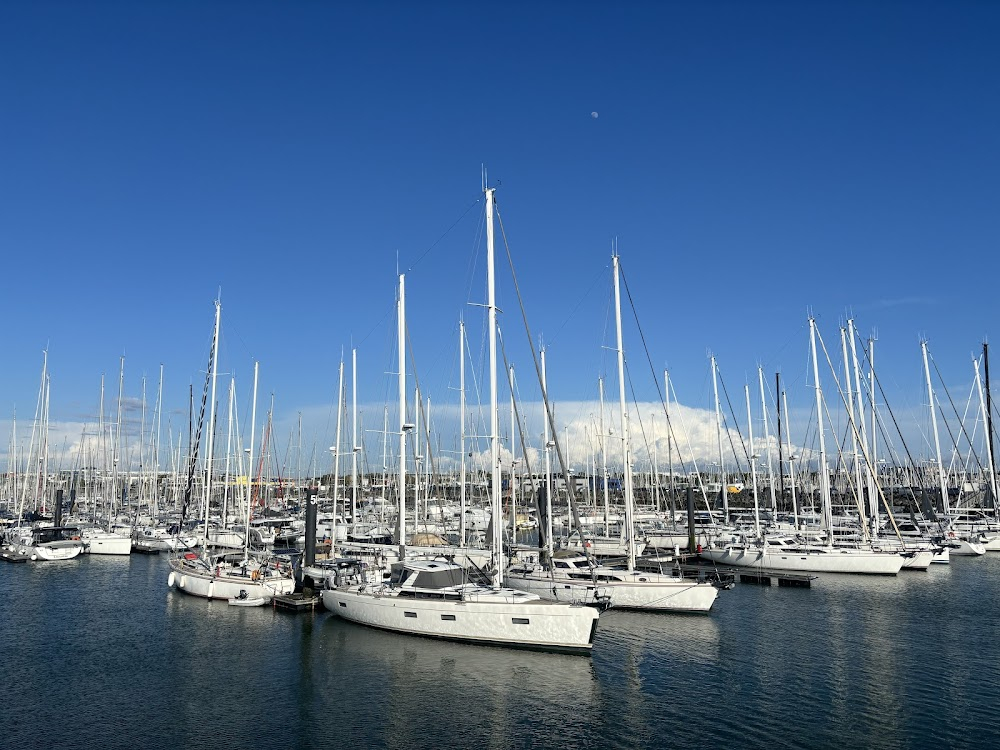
947, 538, 986, 556
81, 532, 132, 556
167, 558, 295, 601
982, 535, 1000, 552
26, 540, 85, 561
507, 569, 716, 612
900, 550, 934, 570
700, 543, 904, 575
228, 596, 267, 607
320, 586, 598, 653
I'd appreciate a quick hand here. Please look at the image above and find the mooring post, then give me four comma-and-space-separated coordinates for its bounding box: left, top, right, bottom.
304, 487, 317, 568
686, 486, 696, 553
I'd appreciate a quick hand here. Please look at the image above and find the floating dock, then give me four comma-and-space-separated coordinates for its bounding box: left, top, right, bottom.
739, 572, 816, 587
272, 592, 321, 612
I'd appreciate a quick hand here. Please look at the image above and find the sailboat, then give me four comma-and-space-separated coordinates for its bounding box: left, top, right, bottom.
167, 303, 295, 602
508, 255, 719, 612
321, 188, 599, 652
700, 318, 905, 575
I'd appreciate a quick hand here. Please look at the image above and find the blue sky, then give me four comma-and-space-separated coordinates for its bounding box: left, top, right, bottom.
2, 1, 998, 474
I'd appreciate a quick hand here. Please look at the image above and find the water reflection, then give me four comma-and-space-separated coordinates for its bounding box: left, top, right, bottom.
315, 617, 599, 749
2, 552, 1000, 749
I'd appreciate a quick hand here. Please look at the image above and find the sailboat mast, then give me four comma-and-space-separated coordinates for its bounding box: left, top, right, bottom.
222, 377, 235, 525
985, 342, 998, 518
244, 361, 259, 563
776, 372, 786, 509
459, 320, 467, 546
352, 348, 358, 530
840, 326, 866, 536
113, 356, 124, 530
612, 254, 636, 571
758, 366, 776, 514
711, 355, 728, 522
541, 347, 554, 563
745, 384, 761, 537
921, 340, 950, 515
973, 356, 998, 514
783, 386, 798, 529
486, 187, 503, 586
154, 364, 163, 523
333, 356, 344, 527
848, 319, 876, 531
809, 317, 833, 542
202, 301, 221, 550
599, 376, 609, 536
397, 274, 407, 562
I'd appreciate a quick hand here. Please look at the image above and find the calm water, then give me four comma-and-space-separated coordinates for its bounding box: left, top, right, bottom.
2, 554, 998, 750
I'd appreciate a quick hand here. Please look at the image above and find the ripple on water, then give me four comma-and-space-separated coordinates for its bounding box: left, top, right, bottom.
2, 553, 1000, 749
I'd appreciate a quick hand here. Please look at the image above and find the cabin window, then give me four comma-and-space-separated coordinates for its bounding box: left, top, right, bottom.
338, 602, 347, 608
404, 612, 417, 618
512, 617, 530, 625
411, 568, 467, 589
441, 614, 456, 621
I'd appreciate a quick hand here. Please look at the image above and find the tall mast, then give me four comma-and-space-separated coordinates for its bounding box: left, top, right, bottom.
809, 317, 832, 542
870, 334, 878, 491
202, 300, 221, 550
758, 366, 776, 514
332, 356, 344, 526
745, 383, 761, 537
154, 364, 163, 523
921, 340, 950, 515
612, 254, 636, 571
985, 342, 998, 519
139, 375, 147, 513
776, 372, 785, 511
973, 356, 998, 513
848, 320, 876, 533
459, 320, 467, 546
351, 348, 359, 530
711, 355, 728, 522
244, 361, 259, 563
542, 347, 554, 564
222, 377, 235, 525
666, 369, 676, 524
509, 364, 517, 545
397, 274, 407, 562
486, 187, 503, 585
599, 376, 609, 536
98, 373, 106, 523
113, 355, 124, 529
840, 326, 866, 536
782, 386, 798, 529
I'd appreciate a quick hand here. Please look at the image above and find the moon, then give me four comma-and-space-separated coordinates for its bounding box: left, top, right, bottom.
591, 111, 599, 119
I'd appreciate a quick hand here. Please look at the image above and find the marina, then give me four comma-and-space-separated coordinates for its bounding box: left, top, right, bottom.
2, 550, 998, 749
3, 2, 1000, 748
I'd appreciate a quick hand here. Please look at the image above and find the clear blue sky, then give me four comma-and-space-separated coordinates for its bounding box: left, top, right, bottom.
2, 1, 998, 469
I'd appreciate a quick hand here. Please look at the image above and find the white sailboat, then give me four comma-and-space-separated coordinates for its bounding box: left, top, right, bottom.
701, 318, 905, 575
321, 188, 599, 652
167, 304, 295, 602
509, 254, 719, 612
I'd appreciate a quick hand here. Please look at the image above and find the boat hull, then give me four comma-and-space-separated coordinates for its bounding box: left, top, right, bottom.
320, 587, 598, 653
81, 532, 132, 556
29, 540, 85, 561
167, 559, 295, 601
700, 544, 904, 575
